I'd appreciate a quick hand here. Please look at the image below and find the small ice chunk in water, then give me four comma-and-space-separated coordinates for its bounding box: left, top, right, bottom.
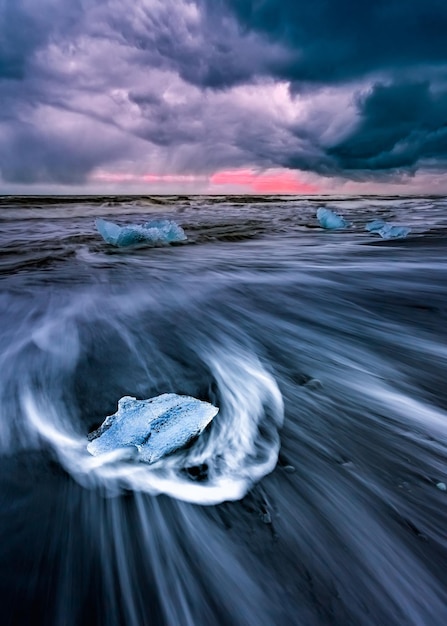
317, 208, 350, 229
96, 218, 187, 247
436, 482, 446, 491
366, 220, 410, 239
366, 220, 386, 233
142, 219, 187, 243
380, 225, 411, 239
87, 394, 218, 464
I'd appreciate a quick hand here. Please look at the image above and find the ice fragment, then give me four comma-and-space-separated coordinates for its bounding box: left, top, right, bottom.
317, 208, 350, 230
366, 220, 410, 239
96, 218, 187, 247
87, 393, 218, 463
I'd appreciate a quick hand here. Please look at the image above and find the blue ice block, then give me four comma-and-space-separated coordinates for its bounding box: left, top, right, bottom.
317, 208, 350, 229
365, 220, 386, 233
366, 221, 410, 239
87, 394, 218, 464
96, 218, 187, 247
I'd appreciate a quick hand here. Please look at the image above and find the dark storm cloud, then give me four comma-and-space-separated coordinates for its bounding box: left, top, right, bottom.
105, 0, 284, 90
329, 81, 447, 171
213, 0, 447, 85
0, 0, 446, 186
201, 0, 447, 175
0, 0, 83, 79
0, 119, 133, 184
0, 0, 274, 184
126, 82, 315, 172
127, 90, 204, 146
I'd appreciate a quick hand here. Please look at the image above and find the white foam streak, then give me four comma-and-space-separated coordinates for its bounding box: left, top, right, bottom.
21, 345, 284, 504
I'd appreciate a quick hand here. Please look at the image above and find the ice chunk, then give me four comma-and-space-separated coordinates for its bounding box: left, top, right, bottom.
365, 220, 386, 233
379, 225, 411, 239
142, 219, 187, 243
317, 208, 350, 229
96, 218, 187, 247
87, 393, 218, 464
366, 220, 410, 239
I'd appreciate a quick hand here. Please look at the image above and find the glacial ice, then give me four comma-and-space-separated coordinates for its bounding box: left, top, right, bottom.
87, 394, 219, 464
366, 220, 410, 239
317, 208, 350, 230
365, 220, 386, 233
96, 218, 187, 247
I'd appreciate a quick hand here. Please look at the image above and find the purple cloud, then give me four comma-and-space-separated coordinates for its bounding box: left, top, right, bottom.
0, 0, 446, 190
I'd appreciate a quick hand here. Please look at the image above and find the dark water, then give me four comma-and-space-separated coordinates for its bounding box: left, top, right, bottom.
2, 195, 447, 625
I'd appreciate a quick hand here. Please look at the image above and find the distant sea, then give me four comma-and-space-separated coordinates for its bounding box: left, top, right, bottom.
2, 195, 447, 625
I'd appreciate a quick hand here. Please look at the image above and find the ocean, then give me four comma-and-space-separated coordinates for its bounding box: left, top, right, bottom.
1, 194, 447, 625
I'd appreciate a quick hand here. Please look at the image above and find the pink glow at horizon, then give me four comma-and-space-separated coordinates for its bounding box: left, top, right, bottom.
211, 169, 317, 193
91, 168, 318, 193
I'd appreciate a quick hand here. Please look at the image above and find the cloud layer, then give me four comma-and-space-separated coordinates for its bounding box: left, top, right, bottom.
0, 0, 446, 191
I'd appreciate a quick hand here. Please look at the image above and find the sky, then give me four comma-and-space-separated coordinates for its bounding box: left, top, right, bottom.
1, 0, 447, 195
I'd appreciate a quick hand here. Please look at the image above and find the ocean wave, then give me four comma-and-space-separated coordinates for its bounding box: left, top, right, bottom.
2, 195, 447, 625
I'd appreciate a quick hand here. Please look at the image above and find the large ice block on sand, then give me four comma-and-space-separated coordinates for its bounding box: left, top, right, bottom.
317, 208, 350, 230
366, 220, 410, 239
96, 218, 187, 247
87, 394, 218, 463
